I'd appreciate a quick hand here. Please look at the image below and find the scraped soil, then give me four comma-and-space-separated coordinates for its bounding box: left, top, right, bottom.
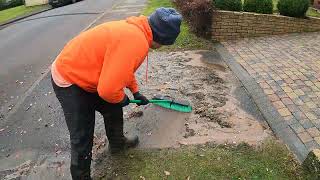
92, 50, 271, 178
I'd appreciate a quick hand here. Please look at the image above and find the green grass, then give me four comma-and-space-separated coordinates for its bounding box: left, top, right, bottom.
142, 0, 213, 51
100, 140, 312, 179
307, 8, 320, 18
0, 5, 49, 24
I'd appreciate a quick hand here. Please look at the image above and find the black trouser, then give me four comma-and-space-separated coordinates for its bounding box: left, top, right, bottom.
52, 78, 125, 180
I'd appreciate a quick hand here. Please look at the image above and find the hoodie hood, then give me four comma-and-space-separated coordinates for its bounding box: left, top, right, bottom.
126, 16, 153, 48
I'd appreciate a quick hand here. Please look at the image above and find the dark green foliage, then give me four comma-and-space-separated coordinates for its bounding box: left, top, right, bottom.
214, 0, 243, 11
243, 0, 273, 14
277, 0, 309, 17
0, 0, 24, 11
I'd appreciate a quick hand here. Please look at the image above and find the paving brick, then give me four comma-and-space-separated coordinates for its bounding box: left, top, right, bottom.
315, 136, 320, 145
268, 94, 280, 102
305, 81, 314, 87
278, 108, 292, 117
292, 98, 304, 106
305, 112, 318, 120
306, 102, 318, 109
287, 92, 298, 99
266, 80, 276, 86
301, 119, 315, 129
307, 127, 320, 138
294, 89, 305, 96
272, 101, 286, 109
305, 140, 320, 151
297, 131, 313, 143
300, 95, 312, 103
290, 123, 305, 134
295, 80, 305, 86
263, 89, 274, 95
284, 78, 294, 84
281, 97, 294, 105
301, 87, 312, 92
315, 82, 320, 88
315, 92, 320, 97
282, 86, 293, 93
283, 115, 299, 125
259, 82, 270, 89
287, 104, 299, 113
292, 111, 307, 119
277, 92, 288, 99
276, 80, 285, 86
311, 86, 319, 92
313, 108, 320, 116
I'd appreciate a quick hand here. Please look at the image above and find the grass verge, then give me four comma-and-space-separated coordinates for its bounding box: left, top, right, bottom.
99, 140, 312, 179
0, 5, 49, 24
142, 0, 213, 51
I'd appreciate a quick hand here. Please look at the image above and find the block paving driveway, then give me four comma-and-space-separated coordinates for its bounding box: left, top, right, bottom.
222, 32, 320, 152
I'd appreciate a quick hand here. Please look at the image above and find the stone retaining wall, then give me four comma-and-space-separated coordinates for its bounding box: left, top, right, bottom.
212, 10, 320, 41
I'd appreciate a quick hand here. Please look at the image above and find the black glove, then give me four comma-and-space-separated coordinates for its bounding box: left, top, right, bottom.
117, 95, 130, 107
133, 92, 149, 106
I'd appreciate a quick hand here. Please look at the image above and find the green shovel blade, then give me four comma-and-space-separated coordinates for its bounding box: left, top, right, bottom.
130, 99, 192, 113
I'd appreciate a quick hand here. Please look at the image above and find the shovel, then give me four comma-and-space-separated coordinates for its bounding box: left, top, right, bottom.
129, 95, 192, 113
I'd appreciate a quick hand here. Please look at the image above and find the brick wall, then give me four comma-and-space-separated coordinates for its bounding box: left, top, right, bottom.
212, 10, 320, 41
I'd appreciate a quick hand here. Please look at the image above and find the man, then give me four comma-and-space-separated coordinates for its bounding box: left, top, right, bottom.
51, 7, 182, 180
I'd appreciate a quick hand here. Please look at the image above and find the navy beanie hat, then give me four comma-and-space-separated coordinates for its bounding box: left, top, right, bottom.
148, 7, 182, 45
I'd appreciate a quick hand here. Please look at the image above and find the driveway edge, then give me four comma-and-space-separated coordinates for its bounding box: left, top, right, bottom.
215, 42, 309, 162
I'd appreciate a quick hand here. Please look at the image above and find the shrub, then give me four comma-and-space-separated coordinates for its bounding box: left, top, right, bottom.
0, 0, 24, 11
243, 0, 273, 14
277, 0, 309, 17
175, 0, 214, 37
214, 0, 242, 11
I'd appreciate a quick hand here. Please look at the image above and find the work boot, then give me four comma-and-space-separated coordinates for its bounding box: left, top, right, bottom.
109, 135, 139, 154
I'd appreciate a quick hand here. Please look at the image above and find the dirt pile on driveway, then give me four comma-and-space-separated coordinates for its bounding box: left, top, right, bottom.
92, 50, 271, 156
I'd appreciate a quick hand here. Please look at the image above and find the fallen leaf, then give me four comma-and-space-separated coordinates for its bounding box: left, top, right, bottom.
139, 176, 146, 180
164, 170, 170, 176
186, 176, 190, 180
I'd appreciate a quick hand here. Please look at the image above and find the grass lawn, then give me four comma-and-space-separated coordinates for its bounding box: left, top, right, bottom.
142, 0, 213, 51
101, 140, 312, 179
0, 5, 49, 24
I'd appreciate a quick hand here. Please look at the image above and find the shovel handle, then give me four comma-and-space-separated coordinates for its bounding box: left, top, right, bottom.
129, 99, 171, 104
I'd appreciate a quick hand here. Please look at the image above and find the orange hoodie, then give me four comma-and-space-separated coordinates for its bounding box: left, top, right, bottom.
54, 16, 153, 103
